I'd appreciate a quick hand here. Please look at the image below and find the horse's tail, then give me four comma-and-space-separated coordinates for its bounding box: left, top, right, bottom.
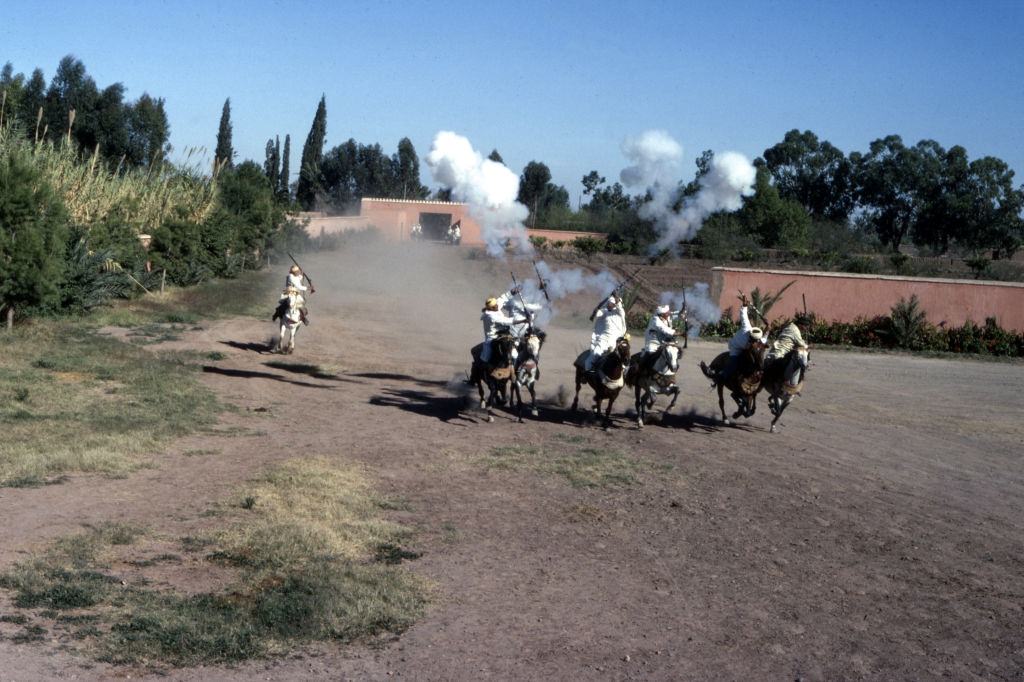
699, 360, 715, 382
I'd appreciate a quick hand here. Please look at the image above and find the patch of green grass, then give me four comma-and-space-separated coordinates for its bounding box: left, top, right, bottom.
0, 459, 428, 667
182, 448, 220, 458
484, 444, 639, 488
125, 324, 187, 345
0, 323, 220, 486
88, 269, 275, 329
0, 613, 29, 624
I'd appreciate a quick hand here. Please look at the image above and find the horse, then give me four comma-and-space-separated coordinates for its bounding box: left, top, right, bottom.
512, 329, 545, 423
698, 343, 767, 425
625, 342, 682, 428
571, 336, 631, 429
273, 292, 306, 354
761, 346, 810, 433
469, 331, 517, 423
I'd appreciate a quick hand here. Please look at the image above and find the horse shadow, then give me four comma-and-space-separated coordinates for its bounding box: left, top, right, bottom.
202, 365, 337, 390
349, 372, 449, 389
658, 408, 725, 433
263, 361, 359, 383
369, 387, 476, 425
220, 340, 273, 354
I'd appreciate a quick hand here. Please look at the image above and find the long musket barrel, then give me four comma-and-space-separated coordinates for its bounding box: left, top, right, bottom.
532, 260, 551, 302
287, 252, 315, 292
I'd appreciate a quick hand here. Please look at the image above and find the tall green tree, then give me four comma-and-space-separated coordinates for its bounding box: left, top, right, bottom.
321, 138, 358, 209
279, 134, 291, 200
762, 130, 854, 222
214, 98, 233, 169
739, 165, 811, 250
296, 95, 327, 209
0, 150, 69, 328
392, 137, 428, 199
517, 161, 569, 227
852, 135, 922, 252
125, 93, 168, 166
44, 56, 100, 147
264, 135, 280, 192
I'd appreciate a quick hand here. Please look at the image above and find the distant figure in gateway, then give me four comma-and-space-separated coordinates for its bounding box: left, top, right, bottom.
410, 223, 423, 240
446, 220, 462, 245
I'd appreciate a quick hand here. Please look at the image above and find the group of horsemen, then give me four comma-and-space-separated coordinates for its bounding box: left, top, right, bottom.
478, 282, 809, 385
273, 263, 809, 391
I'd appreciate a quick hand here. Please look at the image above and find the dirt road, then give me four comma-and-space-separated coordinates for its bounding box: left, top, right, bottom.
1, 243, 1022, 680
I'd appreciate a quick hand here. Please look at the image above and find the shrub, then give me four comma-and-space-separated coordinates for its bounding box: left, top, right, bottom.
528, 236, 548, 251
572, 236, 604, 258
883, 295, 929, 350
841, 255, 880, 274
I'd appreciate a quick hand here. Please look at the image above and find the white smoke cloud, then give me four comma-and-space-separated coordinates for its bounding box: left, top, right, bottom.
659, 282, 721, 338
500, 260, 619, 329
425, 131, 532, 257
620, 131, 756, 252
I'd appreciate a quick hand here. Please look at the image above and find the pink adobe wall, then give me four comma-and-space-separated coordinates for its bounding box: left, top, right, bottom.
712, 267, 1024, 331
358, 198, 483, 243
526, 229, 607, 242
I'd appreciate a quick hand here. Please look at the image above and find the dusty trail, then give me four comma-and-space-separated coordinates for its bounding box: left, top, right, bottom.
1, 242, 1022, 680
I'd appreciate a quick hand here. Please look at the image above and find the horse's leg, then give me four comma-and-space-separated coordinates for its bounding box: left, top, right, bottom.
603, 391, 617, 429
718, 384, 729, 424
513, 380, 524, 423
731, 391, 744, 421
770, 395, 790, 433
635, 383, 645, 429
278, 324, 287, 353
289, 324, 298, 353
484, 377, 496, 423
745, 392, 757, 418
571, 369, 582, 412
473, 365, 486, 409
664, 385, 680, 415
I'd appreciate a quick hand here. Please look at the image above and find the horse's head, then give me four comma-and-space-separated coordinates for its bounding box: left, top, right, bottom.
615, 336, 631, 365
521, 333, 542, 360
661, 343, 681, 374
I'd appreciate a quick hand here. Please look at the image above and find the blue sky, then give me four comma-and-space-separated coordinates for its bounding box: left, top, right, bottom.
2, 0, 1022, 204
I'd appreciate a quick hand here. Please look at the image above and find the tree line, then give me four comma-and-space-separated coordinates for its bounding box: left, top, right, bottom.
569, 130, 1023, 260
1, 57, 169, 168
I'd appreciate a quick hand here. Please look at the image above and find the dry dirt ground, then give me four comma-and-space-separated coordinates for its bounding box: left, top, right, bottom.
1, 243, 1023, 681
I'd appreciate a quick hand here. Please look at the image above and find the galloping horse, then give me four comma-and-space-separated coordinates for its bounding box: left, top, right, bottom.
626, 342, 682, 428
273, 290, 306, 354
469, 331, 517, 423
512, 328, 545, 423
571, 336, 632, 429
699, 343, 767, 425
761, 346, 810, 433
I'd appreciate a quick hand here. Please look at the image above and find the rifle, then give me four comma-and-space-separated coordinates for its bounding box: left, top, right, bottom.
589, 268, 639, 322
532, 260, 551, 303
680, 288, 689, 349
287, 252, 315, 293
509, 272, 537, 329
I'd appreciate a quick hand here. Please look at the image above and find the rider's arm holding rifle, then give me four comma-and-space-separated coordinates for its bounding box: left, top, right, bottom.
288, 253, 315, 294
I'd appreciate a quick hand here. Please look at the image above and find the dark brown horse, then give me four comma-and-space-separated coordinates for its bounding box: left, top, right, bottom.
699, 344, 766, 425
571, 336, 631, 429
761, 346, 810, 433
625, 342, 682, 429
470, 332, 516, 423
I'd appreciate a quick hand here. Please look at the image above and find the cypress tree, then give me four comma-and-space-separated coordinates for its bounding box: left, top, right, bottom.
215, 97, 233, 169
296, 95, 327, 210
279, 134, 291, 200
264, 136, 279, 191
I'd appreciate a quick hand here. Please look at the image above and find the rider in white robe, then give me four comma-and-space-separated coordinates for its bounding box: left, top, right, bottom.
497, 286, 543, 338
644, 305, 677, 353
480, 297, 522, 364
720, 305, 764, 381
585, 295, 627, 371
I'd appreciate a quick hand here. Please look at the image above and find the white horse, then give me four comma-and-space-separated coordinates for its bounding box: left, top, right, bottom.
276, 291, 305, 354
626, 342, 682, 428
762, 347, 810, 433
512, 330, 544, 422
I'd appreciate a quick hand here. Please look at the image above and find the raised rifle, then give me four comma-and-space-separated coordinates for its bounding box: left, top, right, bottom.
532, 260, 551, 303
680, 288, 689, 349
287, 252, 315, 293
590, 268, 639, 321
509, 272, 536, 330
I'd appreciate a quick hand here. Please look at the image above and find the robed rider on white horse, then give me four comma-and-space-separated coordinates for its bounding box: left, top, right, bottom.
584, 294, 627, 373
